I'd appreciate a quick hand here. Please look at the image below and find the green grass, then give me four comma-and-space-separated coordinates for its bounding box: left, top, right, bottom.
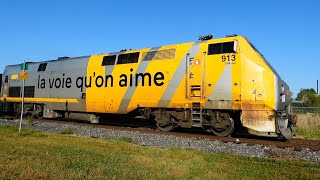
0, 126, 319, 179
115, 136, 134, 143
295, 113, 320, 140
294, 127, 320, 140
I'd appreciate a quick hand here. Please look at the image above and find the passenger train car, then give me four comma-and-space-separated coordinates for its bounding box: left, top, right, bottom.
0, 35, 296, 138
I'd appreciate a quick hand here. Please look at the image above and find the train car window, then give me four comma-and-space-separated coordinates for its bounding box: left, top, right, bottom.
117, 52, 140, 64
223, 42, 235, 53
38, 63, 47, 71
117, 54, 128, 64
102, 55, 116, 66
9, 87, 21, 97
127, 52, 139, 63
208, 42, 235, 55
5, 76, 8, 83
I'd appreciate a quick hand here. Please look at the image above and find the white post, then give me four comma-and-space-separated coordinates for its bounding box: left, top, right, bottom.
19, 61, 26, 134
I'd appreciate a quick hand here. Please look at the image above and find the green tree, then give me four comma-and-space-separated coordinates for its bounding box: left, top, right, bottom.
296, 88, 320, 107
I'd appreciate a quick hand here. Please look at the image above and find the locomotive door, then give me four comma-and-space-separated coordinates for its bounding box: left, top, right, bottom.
186, 52, 206, 99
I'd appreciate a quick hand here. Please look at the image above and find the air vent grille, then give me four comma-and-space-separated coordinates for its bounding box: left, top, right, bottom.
142, 48, 176, 61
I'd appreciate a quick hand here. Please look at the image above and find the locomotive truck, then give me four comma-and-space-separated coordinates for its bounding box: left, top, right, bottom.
0, 35, 296, 139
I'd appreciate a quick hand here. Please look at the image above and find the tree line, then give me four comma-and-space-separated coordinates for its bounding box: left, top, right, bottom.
295, 88, 320, 107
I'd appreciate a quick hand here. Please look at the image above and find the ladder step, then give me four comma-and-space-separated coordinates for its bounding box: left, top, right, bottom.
191, 102, 203, 127
191, 88, 201, 91
191, 85, 201, 90
192, 103, 201, 108
192, 123, 202, 127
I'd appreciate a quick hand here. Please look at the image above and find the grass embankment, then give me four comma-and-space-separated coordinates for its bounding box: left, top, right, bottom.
295, 113, 320, 140
0, 126, 319, 179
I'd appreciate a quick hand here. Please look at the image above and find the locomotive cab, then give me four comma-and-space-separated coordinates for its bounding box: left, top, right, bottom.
238, 37, 295, 138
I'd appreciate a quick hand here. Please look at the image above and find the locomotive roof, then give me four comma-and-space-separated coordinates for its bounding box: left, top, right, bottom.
4, 36, 242, 68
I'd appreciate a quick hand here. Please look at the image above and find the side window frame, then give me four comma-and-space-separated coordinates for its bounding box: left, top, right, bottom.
117, 52, 140, 64
38, 63, 47, 72
117, 54, 129, 64
102, 55, 117, 66
208, 41, 236, 55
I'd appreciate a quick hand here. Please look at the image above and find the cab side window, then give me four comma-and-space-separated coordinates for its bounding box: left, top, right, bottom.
208, 42, 235, 55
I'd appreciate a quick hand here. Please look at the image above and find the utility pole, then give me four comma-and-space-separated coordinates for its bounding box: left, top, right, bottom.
317, 80, 319, 94
19, 61, 26, 134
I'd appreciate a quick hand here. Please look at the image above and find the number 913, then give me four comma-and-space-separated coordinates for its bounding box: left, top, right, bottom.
221, 54, 236, 62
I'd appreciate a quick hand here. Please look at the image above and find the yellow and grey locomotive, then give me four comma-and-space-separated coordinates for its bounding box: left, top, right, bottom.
0, 35, 296, 138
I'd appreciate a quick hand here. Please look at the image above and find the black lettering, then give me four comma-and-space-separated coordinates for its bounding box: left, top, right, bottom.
105, 75, 113, 87
119, 74, 127, 87
66, 78, 72, 88
95, 75, 104, 87
221, 55, 226, 62
55, 78, 61, 88
37, 75, 40, 89
40, 79, 45, 89
130, 68, 133, 87
135, 73, 151, 86
231, 54, 236, 61
49, 79, 54, 88
85, 76, 92, 88
76, 77, 84, 92
62, 73, 65, 88
154, 72, 164, 86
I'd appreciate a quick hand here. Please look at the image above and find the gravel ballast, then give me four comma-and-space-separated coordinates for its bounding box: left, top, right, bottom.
1, 119, 319, 163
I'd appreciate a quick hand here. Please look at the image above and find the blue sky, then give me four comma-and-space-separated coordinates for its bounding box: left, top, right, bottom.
0, 0, 319, 97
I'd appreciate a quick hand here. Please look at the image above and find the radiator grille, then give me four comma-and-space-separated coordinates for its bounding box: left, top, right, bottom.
142, 48, 176, 61
9, 87, 20, 97
24, 86, 35, 97
9, 86, 35, 97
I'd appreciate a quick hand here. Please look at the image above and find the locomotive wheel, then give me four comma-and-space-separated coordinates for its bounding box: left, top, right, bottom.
156, 123, 175, 132
32, 105, 43, 119
154, 109, 176, 132
210, 116, 235, 137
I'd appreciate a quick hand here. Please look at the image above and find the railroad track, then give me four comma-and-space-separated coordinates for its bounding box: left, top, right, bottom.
1, 115, 320, 151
